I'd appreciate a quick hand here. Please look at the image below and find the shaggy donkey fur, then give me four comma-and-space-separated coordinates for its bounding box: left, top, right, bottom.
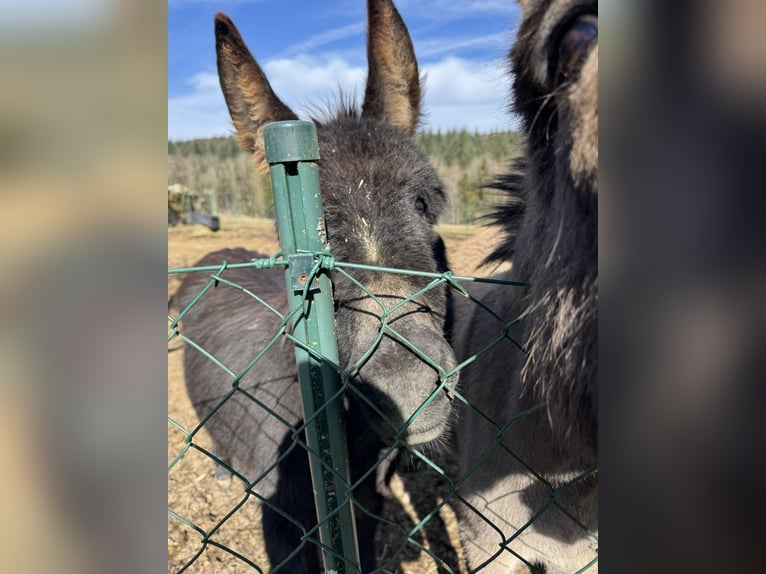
453, 0, 598, 572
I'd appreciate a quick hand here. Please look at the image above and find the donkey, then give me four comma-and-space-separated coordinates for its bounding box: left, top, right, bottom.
452, 1, 598, 572
174, 2, 458, 571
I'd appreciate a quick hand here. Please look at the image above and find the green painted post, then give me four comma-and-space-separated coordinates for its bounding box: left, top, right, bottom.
263, 120, 361, 573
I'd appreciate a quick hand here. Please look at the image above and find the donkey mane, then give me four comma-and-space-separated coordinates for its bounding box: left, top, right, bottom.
307, 91, 426, 136
480, 158, 528, 265
306, 92, 363, 126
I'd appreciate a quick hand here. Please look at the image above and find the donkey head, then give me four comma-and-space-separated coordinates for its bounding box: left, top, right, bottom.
214, 0, 457, 447
489, 0, 598, 460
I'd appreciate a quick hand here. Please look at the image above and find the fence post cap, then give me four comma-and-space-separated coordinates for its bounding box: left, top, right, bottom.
263, 120, 320, 164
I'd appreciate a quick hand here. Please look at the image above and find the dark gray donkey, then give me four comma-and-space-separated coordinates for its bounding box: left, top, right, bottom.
453, 0, 598, 572
174, 1, 458, 571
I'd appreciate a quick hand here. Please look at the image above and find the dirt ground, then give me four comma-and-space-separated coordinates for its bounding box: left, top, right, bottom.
168, 216, 502, 573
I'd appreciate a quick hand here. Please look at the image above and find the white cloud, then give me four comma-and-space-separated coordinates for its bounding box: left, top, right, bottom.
398, 0, 519, 19
421, 57, 515, 132
263, 55, 367, 110
416, 32, 509, 60
280, 22, 366, 57
168, 57, 367, 141
168, 54, 515, 140
188, 72, 220, 91
168, 0, 266, 6
168, 73, 231, 141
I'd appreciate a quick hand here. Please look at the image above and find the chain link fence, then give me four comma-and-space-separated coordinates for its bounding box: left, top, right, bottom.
167, 122, 598, 573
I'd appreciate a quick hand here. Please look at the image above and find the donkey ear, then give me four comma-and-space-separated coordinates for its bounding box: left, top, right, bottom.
361, 0, 422, 135
215, 13, 298, 171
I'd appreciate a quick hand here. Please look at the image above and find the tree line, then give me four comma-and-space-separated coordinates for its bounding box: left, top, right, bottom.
168, 130, 523, 225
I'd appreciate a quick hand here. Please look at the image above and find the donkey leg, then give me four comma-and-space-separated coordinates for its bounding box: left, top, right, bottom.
349, 438, 390, 572
355, 477, 384, 573
262, 430, 320, 573
213, 459, 232, 490
209, 442, 232, 490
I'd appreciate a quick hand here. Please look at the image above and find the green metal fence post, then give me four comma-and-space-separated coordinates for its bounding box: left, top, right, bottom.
263, 120, 361, 573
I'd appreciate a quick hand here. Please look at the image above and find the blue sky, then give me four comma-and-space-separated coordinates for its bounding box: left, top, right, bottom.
168, 0, 522, 141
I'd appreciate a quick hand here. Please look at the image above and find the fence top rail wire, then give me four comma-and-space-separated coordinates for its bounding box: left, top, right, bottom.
168, 251, 528, 288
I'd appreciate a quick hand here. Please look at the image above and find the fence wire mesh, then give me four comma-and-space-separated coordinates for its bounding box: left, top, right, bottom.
167, 120, 596, 574
167, 251, 598, 573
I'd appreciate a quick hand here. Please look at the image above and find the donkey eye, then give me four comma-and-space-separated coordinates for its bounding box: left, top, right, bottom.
556, 14, 597, 81
415, 197, 427, 216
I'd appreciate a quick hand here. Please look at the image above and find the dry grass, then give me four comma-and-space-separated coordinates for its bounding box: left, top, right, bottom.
168, 216, 495, 573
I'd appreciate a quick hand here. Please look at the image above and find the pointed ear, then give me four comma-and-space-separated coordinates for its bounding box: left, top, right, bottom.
215, 12, 298, 172
361, 0, 421, 135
